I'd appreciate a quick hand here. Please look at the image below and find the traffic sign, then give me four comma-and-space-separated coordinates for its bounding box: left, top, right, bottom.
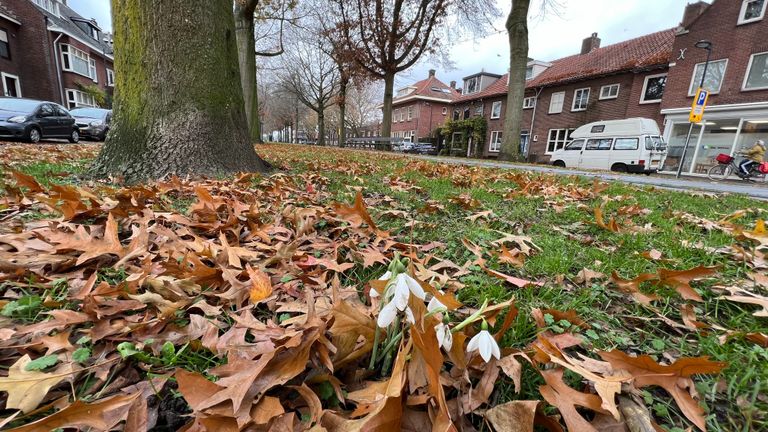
689, 88, 709, 123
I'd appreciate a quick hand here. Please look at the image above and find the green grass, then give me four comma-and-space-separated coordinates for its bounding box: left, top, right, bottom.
5, 143, 768, 431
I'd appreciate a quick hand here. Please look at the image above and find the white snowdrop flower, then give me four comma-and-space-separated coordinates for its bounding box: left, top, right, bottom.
396, 273, 426, 300
404, 307, 415, 325
377, 301, 398, 328
467, 330, 500, 363
378, 270, 392, 281
435, 323, 453, 351
392, 279, 411, 311
427, 296, 446, 314
369, 287, 380, 298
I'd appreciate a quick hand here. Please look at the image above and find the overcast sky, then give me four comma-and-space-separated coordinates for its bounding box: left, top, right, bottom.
68, 0, 691, 89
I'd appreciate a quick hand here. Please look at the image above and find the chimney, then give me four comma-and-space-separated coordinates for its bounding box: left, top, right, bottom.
581, 33, 601, 55
450, 80, 456, 89
681, 2, 709, 29
428, 69, 436, 78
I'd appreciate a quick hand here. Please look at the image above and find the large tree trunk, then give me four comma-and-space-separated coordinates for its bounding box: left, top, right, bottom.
499, 0, 530, 162
381, 72, 395, 138
234, 1, 262, 143
317, 109, 326, 146
338, 78, 348, 147
91, 0, 269, 182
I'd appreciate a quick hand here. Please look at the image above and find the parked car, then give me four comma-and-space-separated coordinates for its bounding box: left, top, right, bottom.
549, 118, 666, 174
70, 107, 112, 141
0, 97, 79, 143
410, 142, 438, 155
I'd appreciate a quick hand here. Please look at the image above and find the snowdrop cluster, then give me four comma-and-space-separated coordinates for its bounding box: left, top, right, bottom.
374, 271, 426, 328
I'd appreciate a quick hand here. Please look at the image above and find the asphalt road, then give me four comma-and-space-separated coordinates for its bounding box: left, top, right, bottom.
410, 155, 768, 200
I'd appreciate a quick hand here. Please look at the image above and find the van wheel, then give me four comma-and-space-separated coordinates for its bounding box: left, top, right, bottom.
552, 160, 566, 168
611, 163, 628, 173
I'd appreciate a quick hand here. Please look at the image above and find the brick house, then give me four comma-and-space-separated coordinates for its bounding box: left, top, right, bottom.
659, 0, 768, 176
0, 0, 113, 108
390, 69, 459, 143
450, 30, 674, 160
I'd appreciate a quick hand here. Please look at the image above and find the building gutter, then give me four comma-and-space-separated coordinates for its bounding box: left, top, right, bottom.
51, 30, 65, 105
525, 87, 544, 158
0, 13, 21, 26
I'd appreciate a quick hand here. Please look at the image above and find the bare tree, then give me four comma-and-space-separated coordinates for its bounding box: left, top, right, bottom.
346, 80, 383, 136
279, 32, 340, 146
332, 0, 498, 138
499, 0, 531, 161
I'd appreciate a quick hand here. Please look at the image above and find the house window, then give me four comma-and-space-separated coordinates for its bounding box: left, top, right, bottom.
474, 104, 483, 117
523, 97, 536, 109
107, 68, 115, 87
599, 84, 620, 100
442, 107, 447, 115
89, 25, 99, 40
61, 44, 97, 81
1, 73, 21, 97
464, 77, 479, 94
688, 59, 728, 95
525, 67, 533, 80
546, 128, 575, 153
572, 88, 590, 111
491, 101, 502, 119
640, 73, 667, 103
549, 91, 565, 114
0, 29, 9, 60
407, 105, 413, 121
744, 52, 768, 90
463, 107, 470, 120
739, 0, 766, 24
89, 58, 98, 83
66, 89, 97, 109
453, 109, 459, 121
489, 131, 502, 152
32, 0, 59, 14
400, 109, 405, 122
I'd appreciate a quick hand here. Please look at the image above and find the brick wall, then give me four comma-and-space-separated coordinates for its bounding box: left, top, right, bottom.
58, 34, 114, 106
0, 1, 59, 101
391, 100, 451, 141
661, 0, 768, 110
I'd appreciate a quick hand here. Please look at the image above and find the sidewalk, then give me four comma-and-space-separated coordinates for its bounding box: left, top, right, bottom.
410, 155, 768, 200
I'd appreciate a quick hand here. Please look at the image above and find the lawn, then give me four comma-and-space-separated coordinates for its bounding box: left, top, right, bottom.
0, 142, 766, 431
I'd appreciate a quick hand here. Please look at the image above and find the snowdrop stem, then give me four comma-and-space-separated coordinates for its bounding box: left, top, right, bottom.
369, 326, 381, 370
376, 331, 403, 362
423, 307, 448, 319
451, 298, 489, 334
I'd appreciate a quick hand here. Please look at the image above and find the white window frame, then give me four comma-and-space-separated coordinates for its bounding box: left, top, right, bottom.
65, 89, 97, 109
106, 68, 115, 87
464, 76, 479, 94
738, 0, 767, 25
441, 107, 447, 115
474, 104, 483, 117
490, 101, 502, 119
32, 0, 59, 15
599, 84, 620, 100
399, 109, 405, 122
549, 91, 565, 114
1, 72, 21, 97
523, 97, 536, 109
89, 58, 98, 83
61, 44, 97, 82
407, 105, 413, 121
687, 59, 728, 96
571, 88, 590, 112
489, 131, 502, 152
743, 51, 768, 91
639, 73, 667, 104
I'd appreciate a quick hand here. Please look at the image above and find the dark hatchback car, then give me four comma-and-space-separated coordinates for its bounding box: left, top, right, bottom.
0, 98, 79, 143
70, 107, 112, 141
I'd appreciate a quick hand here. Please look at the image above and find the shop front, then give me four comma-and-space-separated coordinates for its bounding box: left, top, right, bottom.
660, 104, 768, 175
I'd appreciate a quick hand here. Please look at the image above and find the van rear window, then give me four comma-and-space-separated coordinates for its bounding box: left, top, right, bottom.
614, 138, 639, 150
591, 125, 606, 133
586, 138, 613, 150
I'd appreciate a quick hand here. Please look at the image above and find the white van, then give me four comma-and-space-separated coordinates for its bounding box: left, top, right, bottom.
549, 118, 667, 174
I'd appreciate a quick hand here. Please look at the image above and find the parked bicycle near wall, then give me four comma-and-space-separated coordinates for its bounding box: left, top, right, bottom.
707, 153, 768, 182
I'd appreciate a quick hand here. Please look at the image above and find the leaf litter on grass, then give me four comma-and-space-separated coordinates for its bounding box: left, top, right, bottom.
0, 143, 766, 431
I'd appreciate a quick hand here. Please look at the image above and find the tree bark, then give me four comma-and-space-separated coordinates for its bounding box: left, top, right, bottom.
317, 108, 326, 146
499, 0, 530, 162
381, 72, 395, 138
234, 1, 262, 143
338, 78, 347, 147
90, 0, 269, 182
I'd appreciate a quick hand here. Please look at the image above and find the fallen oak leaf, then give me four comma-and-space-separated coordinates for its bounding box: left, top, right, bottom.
655, 266, 718, 302
485, 400, 539, 432
594, 207, 621, 233
539, 368, 604, 432
680, 304, 708, 330
719, 288, 768, 317
609, 271, 660, 306
498, 245, 526, 268
10, 170, 45, 193
247, 265, 273, 304
574, 268, 605, 285
483, 265, 543, 288
4, 393, 140, 432
0, 355, 75, 413
598, 350, 726, 431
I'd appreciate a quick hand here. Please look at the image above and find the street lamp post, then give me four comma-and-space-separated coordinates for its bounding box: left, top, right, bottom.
676, 40, 713, 178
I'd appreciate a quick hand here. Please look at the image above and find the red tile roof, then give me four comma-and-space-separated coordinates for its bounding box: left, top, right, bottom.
392, 76, 461, 105
454, 28, 675, 103
527, 29, 675, 87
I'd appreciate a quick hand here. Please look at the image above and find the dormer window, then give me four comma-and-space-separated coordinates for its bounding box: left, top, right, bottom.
464, 77, 479, 94
739, 0, 766, 24
525, 67, 533, 80
32, 0, 59, 15
89, 25, 99, 40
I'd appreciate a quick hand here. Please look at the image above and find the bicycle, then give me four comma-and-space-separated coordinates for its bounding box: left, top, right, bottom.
707, 153, 767, 182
